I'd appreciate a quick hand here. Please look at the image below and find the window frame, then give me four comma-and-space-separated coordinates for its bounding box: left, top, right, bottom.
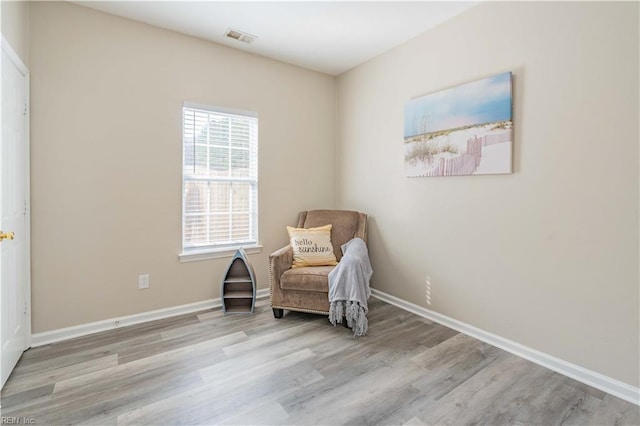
179, 102, 261, 262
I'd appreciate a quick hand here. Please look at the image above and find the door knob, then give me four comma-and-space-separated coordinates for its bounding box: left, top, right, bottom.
0, 231, 15, 242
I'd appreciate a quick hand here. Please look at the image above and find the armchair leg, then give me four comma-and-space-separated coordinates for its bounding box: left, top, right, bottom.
273, 308, 284, 319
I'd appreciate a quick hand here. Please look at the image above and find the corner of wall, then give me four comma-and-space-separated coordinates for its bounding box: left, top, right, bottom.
334, 76, 341, 209
0, 0, 30, 67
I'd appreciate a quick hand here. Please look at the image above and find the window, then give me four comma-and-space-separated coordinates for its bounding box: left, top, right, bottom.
181, 103, 258, 260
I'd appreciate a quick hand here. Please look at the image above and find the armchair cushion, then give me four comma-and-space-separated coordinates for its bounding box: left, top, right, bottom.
280, 266, 335, 293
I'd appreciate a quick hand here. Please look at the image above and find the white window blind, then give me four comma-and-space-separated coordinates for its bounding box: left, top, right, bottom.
182, 104, 258, 253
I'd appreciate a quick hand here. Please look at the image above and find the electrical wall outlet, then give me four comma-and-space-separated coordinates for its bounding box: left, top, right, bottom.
138, 274, 150, 290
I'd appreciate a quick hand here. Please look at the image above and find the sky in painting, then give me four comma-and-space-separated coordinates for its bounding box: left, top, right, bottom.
404, 72, 512, 138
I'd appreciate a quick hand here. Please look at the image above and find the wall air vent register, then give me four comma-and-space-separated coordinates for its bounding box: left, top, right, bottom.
225, 28, 257, 44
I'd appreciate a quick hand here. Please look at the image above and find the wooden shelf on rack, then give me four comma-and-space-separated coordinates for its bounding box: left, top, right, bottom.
224, 305, 255, 314
223, 290, 254, 299
224, 277, 253, 284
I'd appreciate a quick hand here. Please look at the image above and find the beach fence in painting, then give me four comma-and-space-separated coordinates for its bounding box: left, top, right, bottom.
424, 131, 511, 177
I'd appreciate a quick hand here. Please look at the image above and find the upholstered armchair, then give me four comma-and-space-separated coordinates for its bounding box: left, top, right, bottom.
269, 209, 368, 318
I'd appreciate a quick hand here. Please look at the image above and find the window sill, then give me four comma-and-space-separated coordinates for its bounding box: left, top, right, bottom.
179, 245, 262, 263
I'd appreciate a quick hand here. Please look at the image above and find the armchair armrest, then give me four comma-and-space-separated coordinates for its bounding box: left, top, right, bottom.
269, 245, 293, 316
269, 245, 293, 281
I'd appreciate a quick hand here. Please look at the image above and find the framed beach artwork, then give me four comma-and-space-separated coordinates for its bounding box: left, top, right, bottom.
404, 72, 513, 177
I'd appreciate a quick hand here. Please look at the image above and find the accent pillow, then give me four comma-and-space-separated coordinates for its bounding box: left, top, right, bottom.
287, 224, 338, 268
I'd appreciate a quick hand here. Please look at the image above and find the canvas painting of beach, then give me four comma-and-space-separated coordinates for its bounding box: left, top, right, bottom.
404, 72, 513, 177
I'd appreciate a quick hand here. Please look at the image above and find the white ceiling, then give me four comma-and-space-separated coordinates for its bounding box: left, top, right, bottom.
73, 1, 478, 76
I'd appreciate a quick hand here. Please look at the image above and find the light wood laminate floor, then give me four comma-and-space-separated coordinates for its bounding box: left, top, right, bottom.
1, 298, 638, 425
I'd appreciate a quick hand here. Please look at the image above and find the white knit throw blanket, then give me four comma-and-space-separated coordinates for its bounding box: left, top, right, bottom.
328, 238, 372, 337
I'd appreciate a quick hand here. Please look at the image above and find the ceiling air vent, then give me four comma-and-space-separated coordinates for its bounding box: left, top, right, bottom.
225, 28, 257, 44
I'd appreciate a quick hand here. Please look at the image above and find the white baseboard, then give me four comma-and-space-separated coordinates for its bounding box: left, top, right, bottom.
31, 288, 270, 348
371, 288, 640, 406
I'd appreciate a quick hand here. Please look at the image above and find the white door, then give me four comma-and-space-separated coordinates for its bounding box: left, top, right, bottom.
0, 36, 31, 389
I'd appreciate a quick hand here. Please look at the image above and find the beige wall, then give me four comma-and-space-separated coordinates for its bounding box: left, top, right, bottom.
29, 2, 336, 332
1, 0, 29, 65
337, 1, 639, 387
